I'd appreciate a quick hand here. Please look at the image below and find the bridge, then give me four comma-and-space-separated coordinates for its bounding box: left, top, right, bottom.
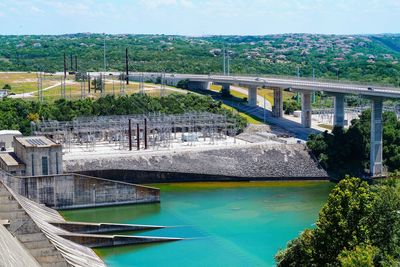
127, 72, 400, 177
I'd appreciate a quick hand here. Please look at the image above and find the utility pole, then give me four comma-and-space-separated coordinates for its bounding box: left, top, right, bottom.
227, 50, 230, 76
125, 47, 129, 85
103, 33, 106, 73
312, 68, 316, 104
263, 96, 266, 123
75, 56, 78, 72
223, 47, 226, 75
70, 54, 73, 71
63, 53, 67, 79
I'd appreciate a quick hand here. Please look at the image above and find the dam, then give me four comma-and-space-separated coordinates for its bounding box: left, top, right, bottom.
0, 113, 329, 266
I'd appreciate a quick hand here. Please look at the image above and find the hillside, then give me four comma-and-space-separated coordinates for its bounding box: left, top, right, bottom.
0, 33, 400, 85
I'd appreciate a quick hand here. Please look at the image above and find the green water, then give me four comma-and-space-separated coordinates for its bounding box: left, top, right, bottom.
61, 181, 333, 267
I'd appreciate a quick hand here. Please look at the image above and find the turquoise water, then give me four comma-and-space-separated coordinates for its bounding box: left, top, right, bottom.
62, 181, 333, 267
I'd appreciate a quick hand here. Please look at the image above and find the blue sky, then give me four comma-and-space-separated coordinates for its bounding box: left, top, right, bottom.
0, 0, 399, 35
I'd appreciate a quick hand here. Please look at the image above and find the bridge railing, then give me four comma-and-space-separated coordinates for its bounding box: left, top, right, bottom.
202, 72, 400, 89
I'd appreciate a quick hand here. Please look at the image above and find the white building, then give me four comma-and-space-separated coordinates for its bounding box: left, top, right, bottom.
14, 136, 63, 176
0, 130, 22, 151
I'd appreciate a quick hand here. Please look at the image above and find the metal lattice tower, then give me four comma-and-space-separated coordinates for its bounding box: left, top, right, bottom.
160, 72, 166, 97
119, 73, 126, 95
33, 112, 238, 152
37, 71, 43, 102
139, 73, 145, 94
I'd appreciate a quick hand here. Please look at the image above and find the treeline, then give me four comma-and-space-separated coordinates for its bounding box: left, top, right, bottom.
307, 110, 400, 177
276, 177, 400, 266
1, 34, 400, 85
0, 93, 247, 135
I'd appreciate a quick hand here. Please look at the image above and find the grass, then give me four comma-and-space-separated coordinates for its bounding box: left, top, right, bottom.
221, 103, 263, 124
258, 88, 295, 106
209, 84, 222, 92
318, 124, 334, 130
0, 72, 59, 94
0, 73, 183, 102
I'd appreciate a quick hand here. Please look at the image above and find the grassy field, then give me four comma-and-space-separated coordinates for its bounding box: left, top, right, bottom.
221, 104, 263, 124
0, 72, 60, 94
1, 73, 265, 125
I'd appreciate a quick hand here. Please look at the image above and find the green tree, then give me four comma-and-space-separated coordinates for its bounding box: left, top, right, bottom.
338, 244, 378, 267
276, 177, 377, 266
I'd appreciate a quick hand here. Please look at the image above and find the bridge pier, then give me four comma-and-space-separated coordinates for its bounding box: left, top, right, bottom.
333, 93, 345, 127
272, 88, 283, 118
370, 97, 383, 177
301, 92, 312, 128
248, 86, 258, 107
187, 81, 210, 90
220, 83, 231, 96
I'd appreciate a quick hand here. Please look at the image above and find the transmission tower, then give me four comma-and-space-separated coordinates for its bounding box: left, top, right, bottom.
160, 72, 166, 97
139, 73, 145, 94
119, 72, 126, 95
37, 71, 43, 102
61, 76, 66, 98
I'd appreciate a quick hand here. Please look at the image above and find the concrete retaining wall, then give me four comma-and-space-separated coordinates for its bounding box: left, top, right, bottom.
13, 173, 159, 209
66, 143, 328, 183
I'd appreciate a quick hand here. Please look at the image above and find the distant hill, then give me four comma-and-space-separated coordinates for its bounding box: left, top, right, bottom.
0, 33, 399, 85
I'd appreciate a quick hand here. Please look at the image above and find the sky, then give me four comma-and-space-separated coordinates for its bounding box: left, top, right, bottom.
0, 0, 399, 35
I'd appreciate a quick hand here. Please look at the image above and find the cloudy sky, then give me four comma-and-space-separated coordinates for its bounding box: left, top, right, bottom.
0, 0, 399, 35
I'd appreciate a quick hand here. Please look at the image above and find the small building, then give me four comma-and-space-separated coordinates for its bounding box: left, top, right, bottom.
0, 130, 22, 151
0, 152, 26, 176
14, 136, 62, 176
0, 90, 8, 99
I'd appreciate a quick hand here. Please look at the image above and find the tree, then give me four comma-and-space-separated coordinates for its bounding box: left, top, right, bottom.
338, 244, 378, 267
276, 177, 376, 266
2, 84, 11, 90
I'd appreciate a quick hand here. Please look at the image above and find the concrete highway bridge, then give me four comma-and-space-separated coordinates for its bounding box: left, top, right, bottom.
125, 72, 400, 177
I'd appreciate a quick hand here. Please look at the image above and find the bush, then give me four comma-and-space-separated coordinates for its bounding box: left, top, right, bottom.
276, 177, 400, 266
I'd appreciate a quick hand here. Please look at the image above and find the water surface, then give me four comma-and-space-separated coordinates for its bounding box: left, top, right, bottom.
62, 181, 332, 267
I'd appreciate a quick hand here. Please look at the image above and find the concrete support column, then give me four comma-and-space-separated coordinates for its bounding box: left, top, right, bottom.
220, 83, 231, 96
301, 92, 312, 128
333, 94, 345, 127
187, 81, 210, 90
370, 98, 383, 177
272, 88, 283, 118
248, 86, 258, 107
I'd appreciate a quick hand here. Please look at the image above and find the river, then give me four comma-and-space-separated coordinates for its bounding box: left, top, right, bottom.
61, 181, 333, 267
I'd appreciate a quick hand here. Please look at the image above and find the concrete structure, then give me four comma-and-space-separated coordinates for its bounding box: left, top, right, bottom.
248, 86, 258, 107
14, 136, 62, 176
0, 130, 22, 150
0, 179, 180, 267
0, 152, 25, 175
65, 143, 328, 183
77, 71, 398, 176
187, 80, 210, 90
212, 82, 231, 96
0, 89, 8, 99
301, 92, 312, 128
14, 173, 160, 209
272, 88, 284, 118
333, 93, 345, 127
370, 98, 383, 176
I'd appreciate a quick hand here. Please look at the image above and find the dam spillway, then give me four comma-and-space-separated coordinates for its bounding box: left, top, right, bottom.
0, 173, 181, 266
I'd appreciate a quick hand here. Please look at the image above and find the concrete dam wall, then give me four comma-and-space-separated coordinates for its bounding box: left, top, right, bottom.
65, 143, 329, 183
0, 170, 160, 210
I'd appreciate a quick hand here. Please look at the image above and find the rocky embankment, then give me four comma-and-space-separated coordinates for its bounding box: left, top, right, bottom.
64, 143, 328, 180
